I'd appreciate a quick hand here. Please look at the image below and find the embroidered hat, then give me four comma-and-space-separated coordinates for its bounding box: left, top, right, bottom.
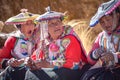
5, 9, 39, 25
35, 6, 64, 22
90, 0, 120, 27
35, 7, 65, 41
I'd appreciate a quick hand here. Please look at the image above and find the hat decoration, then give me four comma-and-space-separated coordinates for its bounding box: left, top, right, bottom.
35, 6, 64, 22
90, 0, 120, 27
106, 0, 120, 15
5, 9, 39, 25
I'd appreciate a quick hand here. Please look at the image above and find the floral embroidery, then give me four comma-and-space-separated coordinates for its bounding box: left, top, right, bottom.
61, 38, 70, 48
48, 39, 65, 67
12, 38, 33, 59
21, 42, 28, 56
41, 26, 80, 67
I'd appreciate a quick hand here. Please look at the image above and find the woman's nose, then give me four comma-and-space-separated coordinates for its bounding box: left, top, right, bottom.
104, 21, 111, 27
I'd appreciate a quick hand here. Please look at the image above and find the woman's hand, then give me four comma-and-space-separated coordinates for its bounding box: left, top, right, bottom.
7, 58, 24, 67
93, 48, 104, 59
34, 60, 54, 69
100, 52, 114, 62
100, 52, 115, 67
24, 57, 37, 70
24, 57, 54, 70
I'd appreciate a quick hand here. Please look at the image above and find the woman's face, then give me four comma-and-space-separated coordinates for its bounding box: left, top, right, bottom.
99, 13, 119, 33
48, 18, 64, 40
20, 20, 35, 38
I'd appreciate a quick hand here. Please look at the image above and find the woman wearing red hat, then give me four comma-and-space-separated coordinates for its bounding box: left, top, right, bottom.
25, 7, 90, 80
0, 9, 39, 80
81, 0, 120, 80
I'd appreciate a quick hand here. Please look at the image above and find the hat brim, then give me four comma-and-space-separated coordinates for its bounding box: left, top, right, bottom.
106, 0, 120, 15
5, 14, 39, 25
90, 0, 120, 27
35, 11, 64, 22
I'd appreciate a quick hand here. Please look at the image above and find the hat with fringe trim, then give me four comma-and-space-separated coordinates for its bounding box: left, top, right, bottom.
90, 0, 120, 27
35, 6, 65, 22
5, 9, 39, 25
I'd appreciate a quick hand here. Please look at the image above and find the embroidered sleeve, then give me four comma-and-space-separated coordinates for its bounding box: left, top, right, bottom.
87, 32, 103, 65
0, 37, 16, 68
62, 35, 84, 69
31, 50, 44, 61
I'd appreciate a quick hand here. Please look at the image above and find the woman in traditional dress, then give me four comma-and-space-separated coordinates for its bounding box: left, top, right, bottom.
81, 0, 120, 80
25, 7, 90, 80
0, 9, 39, 80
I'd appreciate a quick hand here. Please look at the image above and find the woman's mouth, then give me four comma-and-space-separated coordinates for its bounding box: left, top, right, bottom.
54, 29, 61, 32
106, 27, 112, 31
28, 30, 32, 34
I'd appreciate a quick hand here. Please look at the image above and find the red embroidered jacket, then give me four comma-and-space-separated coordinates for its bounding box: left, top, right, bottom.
31, 35, 88, 69
0, 37, 16, 68
0, 36, 34, 69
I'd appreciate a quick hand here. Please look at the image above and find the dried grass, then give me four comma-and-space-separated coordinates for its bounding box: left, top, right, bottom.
67, 19, 102, 54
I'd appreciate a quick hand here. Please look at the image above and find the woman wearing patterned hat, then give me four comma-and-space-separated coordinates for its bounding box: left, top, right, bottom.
81, 0, 120, 80
25, 7, 90, 80
0, 9, 39, 80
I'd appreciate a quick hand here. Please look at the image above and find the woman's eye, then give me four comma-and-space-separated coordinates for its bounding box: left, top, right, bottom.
48, 23, 54, 26
106, 18, 110, 21
100, 21, 104, 24
51, 23, 55, 25
57, 20, 61, 23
